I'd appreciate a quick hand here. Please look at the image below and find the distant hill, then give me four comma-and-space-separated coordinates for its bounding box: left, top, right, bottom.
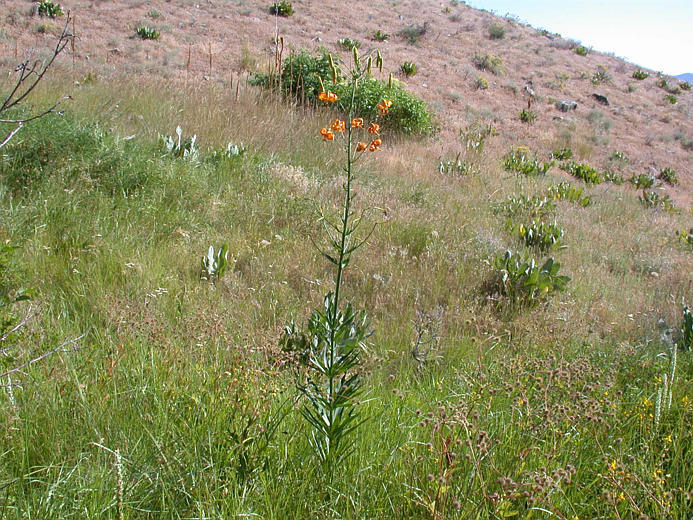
676, 73, 693, 82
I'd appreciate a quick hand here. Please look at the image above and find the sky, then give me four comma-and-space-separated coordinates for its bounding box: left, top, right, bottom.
467, 0, 693, 76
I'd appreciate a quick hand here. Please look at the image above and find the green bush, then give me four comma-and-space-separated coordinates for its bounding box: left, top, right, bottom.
632, 70, 649, 80
135, 26, 160, 40
575, 46, 588, 56
678, 228, 693, 248
400, 61, 417, 76
472, 53, 504, 75
519, 108, 537, 124
492, 250, 570, 309
664, 94, 678, 104
372, 30, 389, 41
398, 23, 429, 45
657, 78, 681, 94
680, 82, 691, 91
591, 66, 612, 85
660, 167, 678, 186
504, 147, 552, 176
510, 220, 565, 252
250, 51, 436, 136
337, 38, 360, 50
545, 182, 591, 206
639, 190, 675, 211
474, 75, 489, 90
37, 0, 63, 18
629, 173, 655, 189
559, 161, 603, 184
602, 170, 625, 184
269, 1, 294, 16
551, 148, 573, 160
495, 195, 556, 219
488, 23, 506, 40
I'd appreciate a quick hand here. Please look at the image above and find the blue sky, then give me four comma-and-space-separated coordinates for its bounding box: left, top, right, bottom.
467, 1, 693, 76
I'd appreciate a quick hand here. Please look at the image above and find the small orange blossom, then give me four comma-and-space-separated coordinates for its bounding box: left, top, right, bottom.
356, 142, 367, 152
367, 123, 380, 135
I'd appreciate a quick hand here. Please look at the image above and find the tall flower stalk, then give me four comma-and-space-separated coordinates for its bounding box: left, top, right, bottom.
282, 49, 390, 473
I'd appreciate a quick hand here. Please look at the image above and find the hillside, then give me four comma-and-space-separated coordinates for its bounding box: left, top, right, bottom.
1, 1, 693, 519
1, 0, 692, 204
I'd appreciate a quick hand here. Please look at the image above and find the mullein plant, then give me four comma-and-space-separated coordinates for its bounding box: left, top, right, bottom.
281, 48, 390, 474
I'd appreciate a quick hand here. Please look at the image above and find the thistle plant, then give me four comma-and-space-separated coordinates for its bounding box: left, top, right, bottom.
282, 48, 389, 472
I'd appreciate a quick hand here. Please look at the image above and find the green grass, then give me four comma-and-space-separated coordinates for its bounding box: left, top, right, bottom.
0, 76, 692, 518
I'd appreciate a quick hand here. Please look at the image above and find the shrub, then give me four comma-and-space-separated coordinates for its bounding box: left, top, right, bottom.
510, 220, 565, 252
460, 120, 497, 154
372, 30, 389, 41
657, 78, 681, 94
681, 82, 691, 91
488, 23, 506, 40
602, 170, 625, 184
660, 167, 678, 185
37, 0, 63, 18
575, 46, 588, 56
472, 53, 504, 75
135, 26, 160, 40
551, 148, 573, 160
632, 70, 649, 80
519, 108, 537, 124
400, 61, 417, 76
474, 75, 489, 90
492, 250, 570, 310
398, 23, 428, 45
629, 173, 655, 189
438, 155, 478, 176
250, 51, 436, 136
591, 66, 612, 85
677, 228, 693, 248
159, 125, 199, 161
610, 150, 628, 162
337, 37, 360, 50
664, 94, 677, 104
269, 1, 293, 16
504, 147, 552, 176
495, 195, 556, 219
545, 182, 591, 206
559, 161, 603, 184
639, 190, 675, 211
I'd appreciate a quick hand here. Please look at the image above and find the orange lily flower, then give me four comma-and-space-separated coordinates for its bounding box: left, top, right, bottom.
368, 138, 382, 152
351, 117, 364, 129
330, 119, 346, 132
318, 91, 339, 103
367, 122, 380, 135
356, 141, 367, 152
320, 127, 335, 141
377, 99, 393, 114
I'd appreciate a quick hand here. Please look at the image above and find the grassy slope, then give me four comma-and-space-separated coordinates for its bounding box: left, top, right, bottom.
0, 78, 692, 518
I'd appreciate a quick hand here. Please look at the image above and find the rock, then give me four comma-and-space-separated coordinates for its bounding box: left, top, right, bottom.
556, 100, 578, 112
592, 93, 609, 105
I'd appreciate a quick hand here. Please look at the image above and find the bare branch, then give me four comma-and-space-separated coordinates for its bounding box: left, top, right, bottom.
0, 334, 84, 379
0, 307, 33, 347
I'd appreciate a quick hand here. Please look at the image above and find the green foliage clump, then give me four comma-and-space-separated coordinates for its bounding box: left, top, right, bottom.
639, 190, 675, 211
159, 125, 199, 161
678, 228, 693, 248
519, 108, 537, 124
37, 0, 63, 18
492, 250, 570, 310
337, 37, 360, 50
545, 182, 591, 206
372, 30, 389, 41
201, 244, 229, 282
504, 147, 552, 176
658, 78, 681, 94
664, 94, 678, 104
488, 23, 506, 39
551, 148, 573, 160
574, 45, 589, 56
474, 75, 489, 90
250, 51, 436, 136
602, 170, 625, 184
510, 220, 565, 252
632, 70, 649, 80
560, 161, 603, 184
680, 81, 691, 91
660, 167, 678, 186
629, 173, 655, 189
610, 150, 628, 163
495, 195, 556, 219
472, 53, 504, 75
135, 26, 160, 40
398, 23, 429, 45
269, 1, 294, 16
591, 66, 612, 85
460, 120, 497, 154
400, 61, 417, 76
438, 155, 477, 176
